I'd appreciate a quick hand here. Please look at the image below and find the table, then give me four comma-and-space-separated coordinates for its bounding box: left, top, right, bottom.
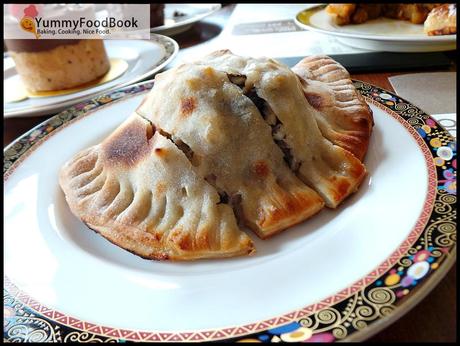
3, 4, 456, 342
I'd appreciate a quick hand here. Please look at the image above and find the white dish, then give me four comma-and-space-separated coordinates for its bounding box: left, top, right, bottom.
295, 5, 457, 52
151, 4, 222, 36
4, 81, 456, 342
3, 36, 178, 118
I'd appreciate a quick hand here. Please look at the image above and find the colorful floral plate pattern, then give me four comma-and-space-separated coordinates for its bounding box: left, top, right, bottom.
3, 81, 456, 342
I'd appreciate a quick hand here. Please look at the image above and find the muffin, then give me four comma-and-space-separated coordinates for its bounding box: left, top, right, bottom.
5, 39, 110, 92
4, 4, 110, 92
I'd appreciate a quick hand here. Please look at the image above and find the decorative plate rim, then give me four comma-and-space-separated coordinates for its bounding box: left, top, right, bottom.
295, 5, 457, 42
3, 80, 456, 342
3, 34, 179, 118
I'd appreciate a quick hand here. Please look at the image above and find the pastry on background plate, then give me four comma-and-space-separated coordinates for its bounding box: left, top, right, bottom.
325, 3, 456, 36
325, 3, 439, 25
325, 4, 383, 25
424, 3, 457, 35
60, 50, 372, 261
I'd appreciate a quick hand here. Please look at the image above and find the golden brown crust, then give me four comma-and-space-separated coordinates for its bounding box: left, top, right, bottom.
326, 4, 385, 25
327, 148, 366, 203
424, 4, 456, 35
60, 51, 372, 260
102, 115, 153, 168
137, 60, 326, 238
180, 97, 197, 117
325, 4, 357, 25
383, 4, 437, 24
252, 187, 324, 239
139, 50, 367, 210
59, 114, 255, 261
427, 26, 456, 35
292, 55, 374, 161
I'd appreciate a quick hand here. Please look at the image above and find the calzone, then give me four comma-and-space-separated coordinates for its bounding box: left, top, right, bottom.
60, 51, 372, 261
136, 63, 325, 239
59, 113, 254, 260
292, 55, 373, 161
189, 50, 367, 208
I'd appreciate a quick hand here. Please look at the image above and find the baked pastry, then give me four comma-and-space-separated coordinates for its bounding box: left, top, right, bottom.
139, 50, 366, 209
59, 114, 254, 260
383, 4, 440, 24
60, 51, 370, 260
292, 55, 374, 161
5, 39, 110, 92
137, 60, 325, 238
424, 4, 457, 35
325, 4, 383, 25
325, 3, 456, 35
326, 4, 439, 25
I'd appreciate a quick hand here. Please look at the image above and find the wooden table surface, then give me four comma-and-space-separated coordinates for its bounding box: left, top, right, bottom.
3, 4, 456, 342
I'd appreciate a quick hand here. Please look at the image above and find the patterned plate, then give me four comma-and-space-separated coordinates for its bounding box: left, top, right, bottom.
3, 80, 456, 342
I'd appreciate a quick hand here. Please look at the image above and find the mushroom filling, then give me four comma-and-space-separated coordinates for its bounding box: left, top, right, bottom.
204, 174, 229, 204
204, 174, 243, 225
227, 73, 247, 88
226, 76, 301, 172
229, 193, 244, 226
158, 129, 198, 166
244, 87, 301, 173
157, 121, 242, 221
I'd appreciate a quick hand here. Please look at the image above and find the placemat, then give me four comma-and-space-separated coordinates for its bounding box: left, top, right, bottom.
389, 72, 456, 115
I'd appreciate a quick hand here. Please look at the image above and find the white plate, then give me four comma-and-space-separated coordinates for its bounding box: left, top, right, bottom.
151, 4, 221, 36
3, 36, 178, 118
295, 5, 457, 52
3, 81, 457, 342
